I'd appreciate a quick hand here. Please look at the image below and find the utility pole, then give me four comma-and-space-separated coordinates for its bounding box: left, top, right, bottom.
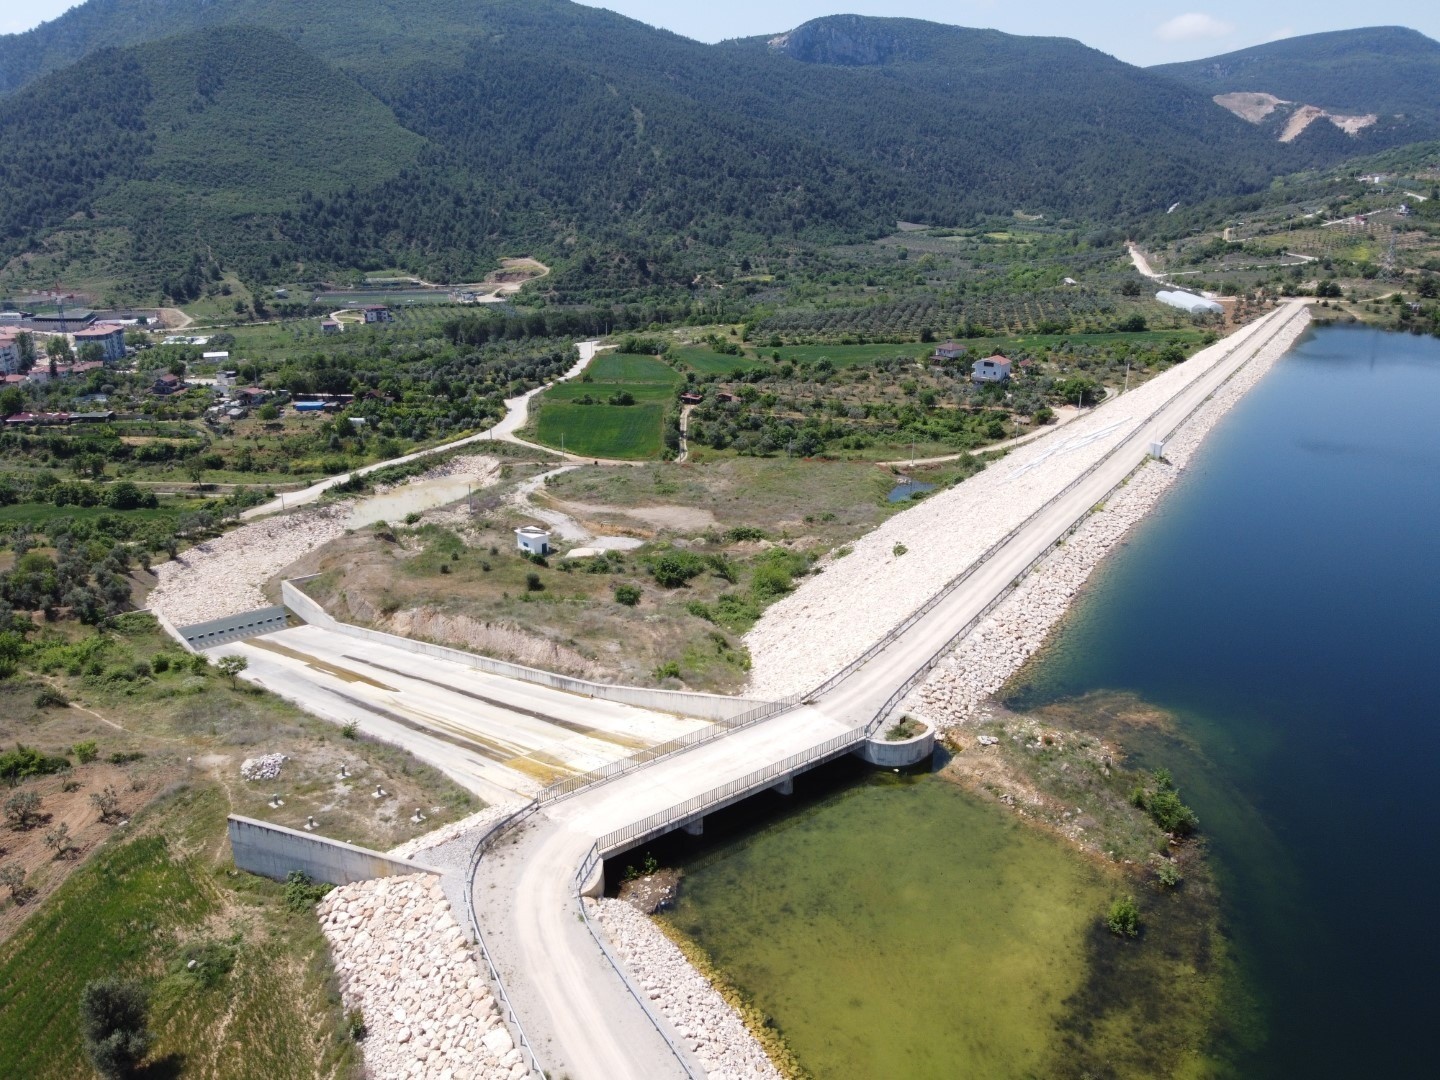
1124, 361, 1130, 393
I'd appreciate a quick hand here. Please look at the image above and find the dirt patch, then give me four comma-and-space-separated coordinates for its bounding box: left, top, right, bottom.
1, 759, 183, 940
1214, 91, 1289, 123
549, 497, 718, 534
617, 867, 682, 913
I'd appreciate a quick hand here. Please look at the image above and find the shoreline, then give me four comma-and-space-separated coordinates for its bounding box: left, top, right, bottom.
742, 302, 1309, 698
909, 307, 1311, 724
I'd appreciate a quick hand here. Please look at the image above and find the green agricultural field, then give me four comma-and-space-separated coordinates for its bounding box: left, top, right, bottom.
533, 401, 668, 459
669, 347, 766, 375
768, 342, 927, 368
587, 353, 682, 383
528, 351, 680, 459
0, 785, 359, 1080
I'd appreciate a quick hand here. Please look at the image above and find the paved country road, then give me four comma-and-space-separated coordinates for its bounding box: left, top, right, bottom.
471, 300, 1312, 1080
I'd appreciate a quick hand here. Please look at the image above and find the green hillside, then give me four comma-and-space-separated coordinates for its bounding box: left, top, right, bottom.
0, 25, 425, 300
0, 2, 1410, 303
1153, 27, 1440, 132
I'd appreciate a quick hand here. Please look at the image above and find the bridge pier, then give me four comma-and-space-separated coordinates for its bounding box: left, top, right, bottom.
772, 776, 794, 796
682, 818, 704, 837
854, 718, 936, 768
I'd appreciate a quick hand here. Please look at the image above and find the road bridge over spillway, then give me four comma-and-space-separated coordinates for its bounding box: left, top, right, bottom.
465, 300, 1312, 1080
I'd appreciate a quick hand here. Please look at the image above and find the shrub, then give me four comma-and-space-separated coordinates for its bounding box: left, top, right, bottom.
79, 978, 151, 1079
525, 572, 543, 592
653, 661, 681, 681
149, 654, 170, 674
613, 583, 641, 606
34, 686, 70, 709
107, 751, 144, 766
685, 600, 714, 622
1, 744, 71, 784
892, 543, 908, 557
650, 551, 705, 588
1106, 896, 1140, 937
340, 722, 359, 740
750, 563, 793, 599
284, 870, 332, 911
347, 1008, 368, 1041
1156, 861, 1181, 888
724, 526, 767, 542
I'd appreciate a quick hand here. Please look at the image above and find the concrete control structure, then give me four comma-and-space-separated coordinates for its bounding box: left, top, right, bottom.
515, 525, 551, 556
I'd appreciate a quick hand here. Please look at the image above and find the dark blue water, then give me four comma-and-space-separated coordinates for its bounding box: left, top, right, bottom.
1010, 326, 1440, 1076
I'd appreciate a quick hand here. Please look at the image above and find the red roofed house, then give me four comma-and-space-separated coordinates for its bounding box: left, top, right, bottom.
930, 341, 968, 364
152, 373, 184, 395
362, 305, 392, 324
972, 355, 1012, 383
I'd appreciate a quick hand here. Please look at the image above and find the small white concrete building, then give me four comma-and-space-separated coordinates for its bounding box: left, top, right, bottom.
515, 525, 551, 556
972, 355, 1012, 383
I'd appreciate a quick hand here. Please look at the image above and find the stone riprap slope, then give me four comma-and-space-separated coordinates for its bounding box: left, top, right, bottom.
744, 310, 1297, 697
594, 898, 781, 1080
147, 455, 499, 628
318, 874, 527, 1080
912, 309, 1310, 722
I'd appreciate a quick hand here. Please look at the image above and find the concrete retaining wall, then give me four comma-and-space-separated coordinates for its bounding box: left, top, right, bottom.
855, 725, 936, 768
282, 577, 770, 722
228, 814, 436, 886
179, 605, 289, 650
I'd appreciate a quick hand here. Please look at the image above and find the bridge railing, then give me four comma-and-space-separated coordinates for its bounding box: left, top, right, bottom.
593, 723, 870, 856
458, 802, 547, 1078
537, 691, 805, 805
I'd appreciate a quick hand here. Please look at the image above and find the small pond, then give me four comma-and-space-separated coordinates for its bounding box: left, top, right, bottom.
886, 479, 935, 502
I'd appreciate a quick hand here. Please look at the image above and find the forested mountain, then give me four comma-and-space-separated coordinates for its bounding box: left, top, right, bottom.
0, 2, 1412, 302
1153, 27, 1440, 144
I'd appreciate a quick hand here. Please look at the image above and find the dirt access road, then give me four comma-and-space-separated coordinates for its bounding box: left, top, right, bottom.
241, 341, 603, 520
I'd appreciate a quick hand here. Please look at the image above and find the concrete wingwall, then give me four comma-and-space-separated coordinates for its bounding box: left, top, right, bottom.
281, 578, 772, 722
228, 814, 436, 887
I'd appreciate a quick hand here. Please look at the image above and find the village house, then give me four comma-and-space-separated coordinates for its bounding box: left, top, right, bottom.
321, 319, 342, 335
679, 391, 704, 405
152, 372, 184, 395
362, 305, 393, 324
930, 341, 968, 364
972, 355, 1012, 383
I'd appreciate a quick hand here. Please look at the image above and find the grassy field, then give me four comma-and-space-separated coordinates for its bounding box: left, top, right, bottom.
0, 613, 479, 1077
0, 783, 360, 1080
669, 346, 766, 375
528, 352, 680, 460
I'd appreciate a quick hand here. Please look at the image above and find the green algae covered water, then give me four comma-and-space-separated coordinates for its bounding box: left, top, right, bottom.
651, 766, 1113, 1079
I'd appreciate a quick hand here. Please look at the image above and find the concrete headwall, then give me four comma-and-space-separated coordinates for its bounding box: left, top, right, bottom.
282, 578, 774, 723
228, 814, 436, 886
855, 725, 936, 768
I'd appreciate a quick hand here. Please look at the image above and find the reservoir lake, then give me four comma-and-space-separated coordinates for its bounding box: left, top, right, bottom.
652, 325, 1439, 1077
